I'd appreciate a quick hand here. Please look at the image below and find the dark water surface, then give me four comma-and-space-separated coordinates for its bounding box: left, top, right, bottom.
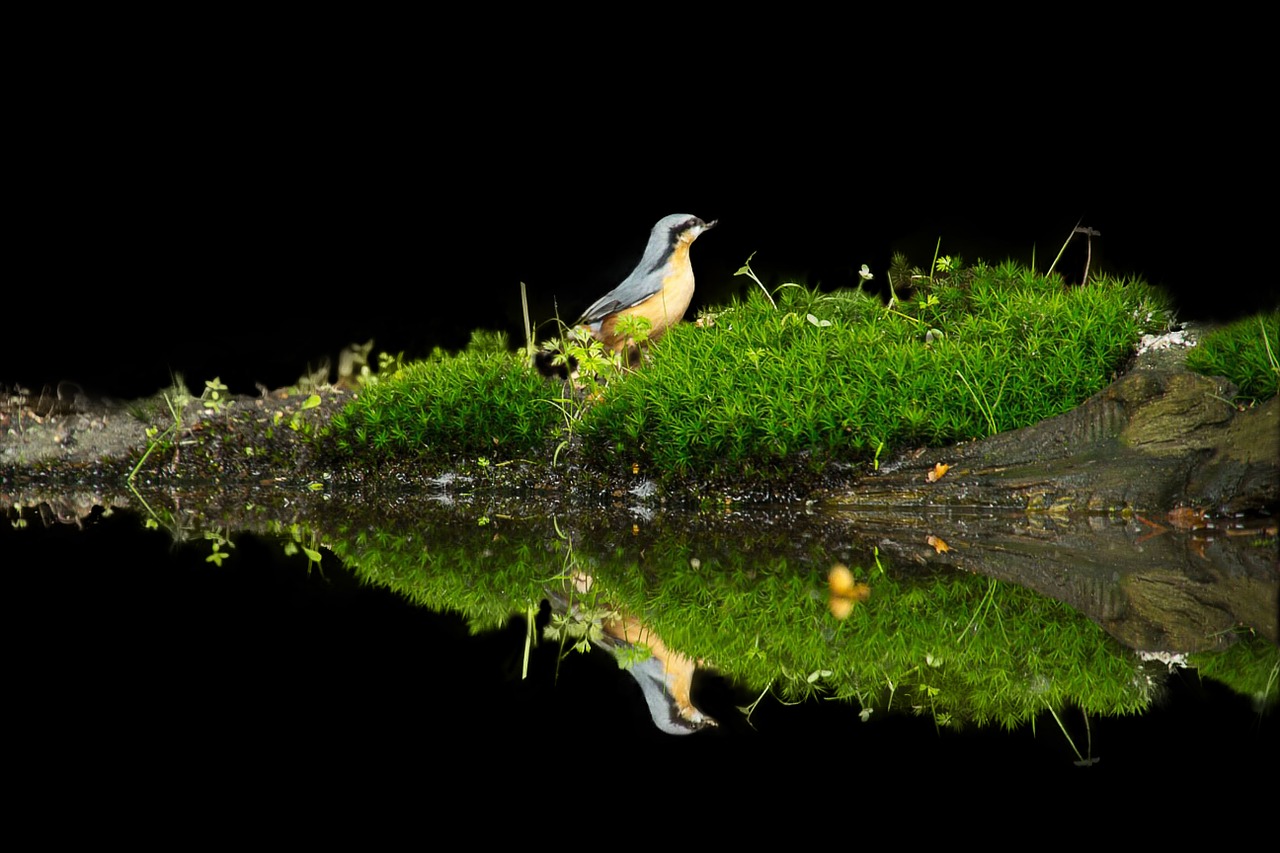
6, 503, 1274, 777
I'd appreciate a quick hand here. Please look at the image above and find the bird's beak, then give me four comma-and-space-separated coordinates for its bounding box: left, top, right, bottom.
703, 219, 718, 231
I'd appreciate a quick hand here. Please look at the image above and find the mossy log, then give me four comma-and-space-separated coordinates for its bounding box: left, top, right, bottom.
825, 359, 1278, 653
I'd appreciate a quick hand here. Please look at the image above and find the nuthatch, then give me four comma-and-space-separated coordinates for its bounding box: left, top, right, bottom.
576, 213, 717, 353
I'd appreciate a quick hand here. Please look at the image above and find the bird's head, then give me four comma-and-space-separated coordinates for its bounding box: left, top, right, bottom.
648, 214, 717, 257
656, 213, 716, 243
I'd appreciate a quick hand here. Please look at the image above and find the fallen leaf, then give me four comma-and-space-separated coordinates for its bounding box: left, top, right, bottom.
926, 535, 950, 554
829, 564, 856, 598
1167, 506, 1208, 530
829, 596, 855, 619
828, 564, 871, 619
927, 462, 951, 482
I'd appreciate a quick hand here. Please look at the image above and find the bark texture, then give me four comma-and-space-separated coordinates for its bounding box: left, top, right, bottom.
826, 352, 1278, 653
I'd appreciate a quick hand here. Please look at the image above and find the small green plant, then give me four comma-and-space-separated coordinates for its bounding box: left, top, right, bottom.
278, 522, 324, 573
734, 251, 778, 308
202, 377, 230, 415
289, 394, 322, 431
378, 350, 407, 375
347, 348, 409, 388
535, 319, 653, 465
613, 313, 654, 350
545, 607, 604, 656
934, 255, 959, 274
612, 641, 655, 670
128, 376, 195, 483
128, 375, 240, 484
204, 529, 234, 566
540, 325, 617, 394
539, 329, 615, 465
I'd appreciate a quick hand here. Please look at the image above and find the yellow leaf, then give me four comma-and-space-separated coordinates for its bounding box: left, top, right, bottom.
828, 563, 870, 619
927, 462, 951, 482
829, 596, 855, 620
829, 563, 856, 598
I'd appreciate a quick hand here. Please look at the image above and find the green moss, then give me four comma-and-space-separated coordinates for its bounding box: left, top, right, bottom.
318, 509, 1159, 730
321, 514, 555, 632
325, 332, 561, 462
322, 260, 1172, 478
582, 261, 1169, 475
1185, 310, 1280, 405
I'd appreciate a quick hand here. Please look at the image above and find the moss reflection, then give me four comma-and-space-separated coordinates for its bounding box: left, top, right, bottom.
319, 512, 1177, 731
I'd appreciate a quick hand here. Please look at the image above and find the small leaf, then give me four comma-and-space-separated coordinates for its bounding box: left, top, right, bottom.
829, 564, 855, 597
926, 462, 951, 482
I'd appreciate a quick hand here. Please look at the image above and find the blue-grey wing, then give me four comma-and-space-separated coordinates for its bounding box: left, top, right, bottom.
577, 276, 661, 325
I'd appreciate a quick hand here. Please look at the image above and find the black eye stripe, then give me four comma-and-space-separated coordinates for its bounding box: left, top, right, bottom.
670, 217, 700, 238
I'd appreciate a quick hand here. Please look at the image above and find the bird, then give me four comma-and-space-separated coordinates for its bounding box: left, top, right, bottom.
575, 213, 717, 355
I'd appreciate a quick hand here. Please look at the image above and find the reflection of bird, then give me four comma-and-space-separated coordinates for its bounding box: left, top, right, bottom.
576, 213, 717, 353
598, 612, 716, 736
546, 580, 716, 736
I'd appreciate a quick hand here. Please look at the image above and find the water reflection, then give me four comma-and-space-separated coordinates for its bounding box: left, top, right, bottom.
4, 483, 1275, 769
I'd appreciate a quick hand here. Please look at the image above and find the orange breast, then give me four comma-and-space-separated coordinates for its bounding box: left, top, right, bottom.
597, 240, 697, 352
